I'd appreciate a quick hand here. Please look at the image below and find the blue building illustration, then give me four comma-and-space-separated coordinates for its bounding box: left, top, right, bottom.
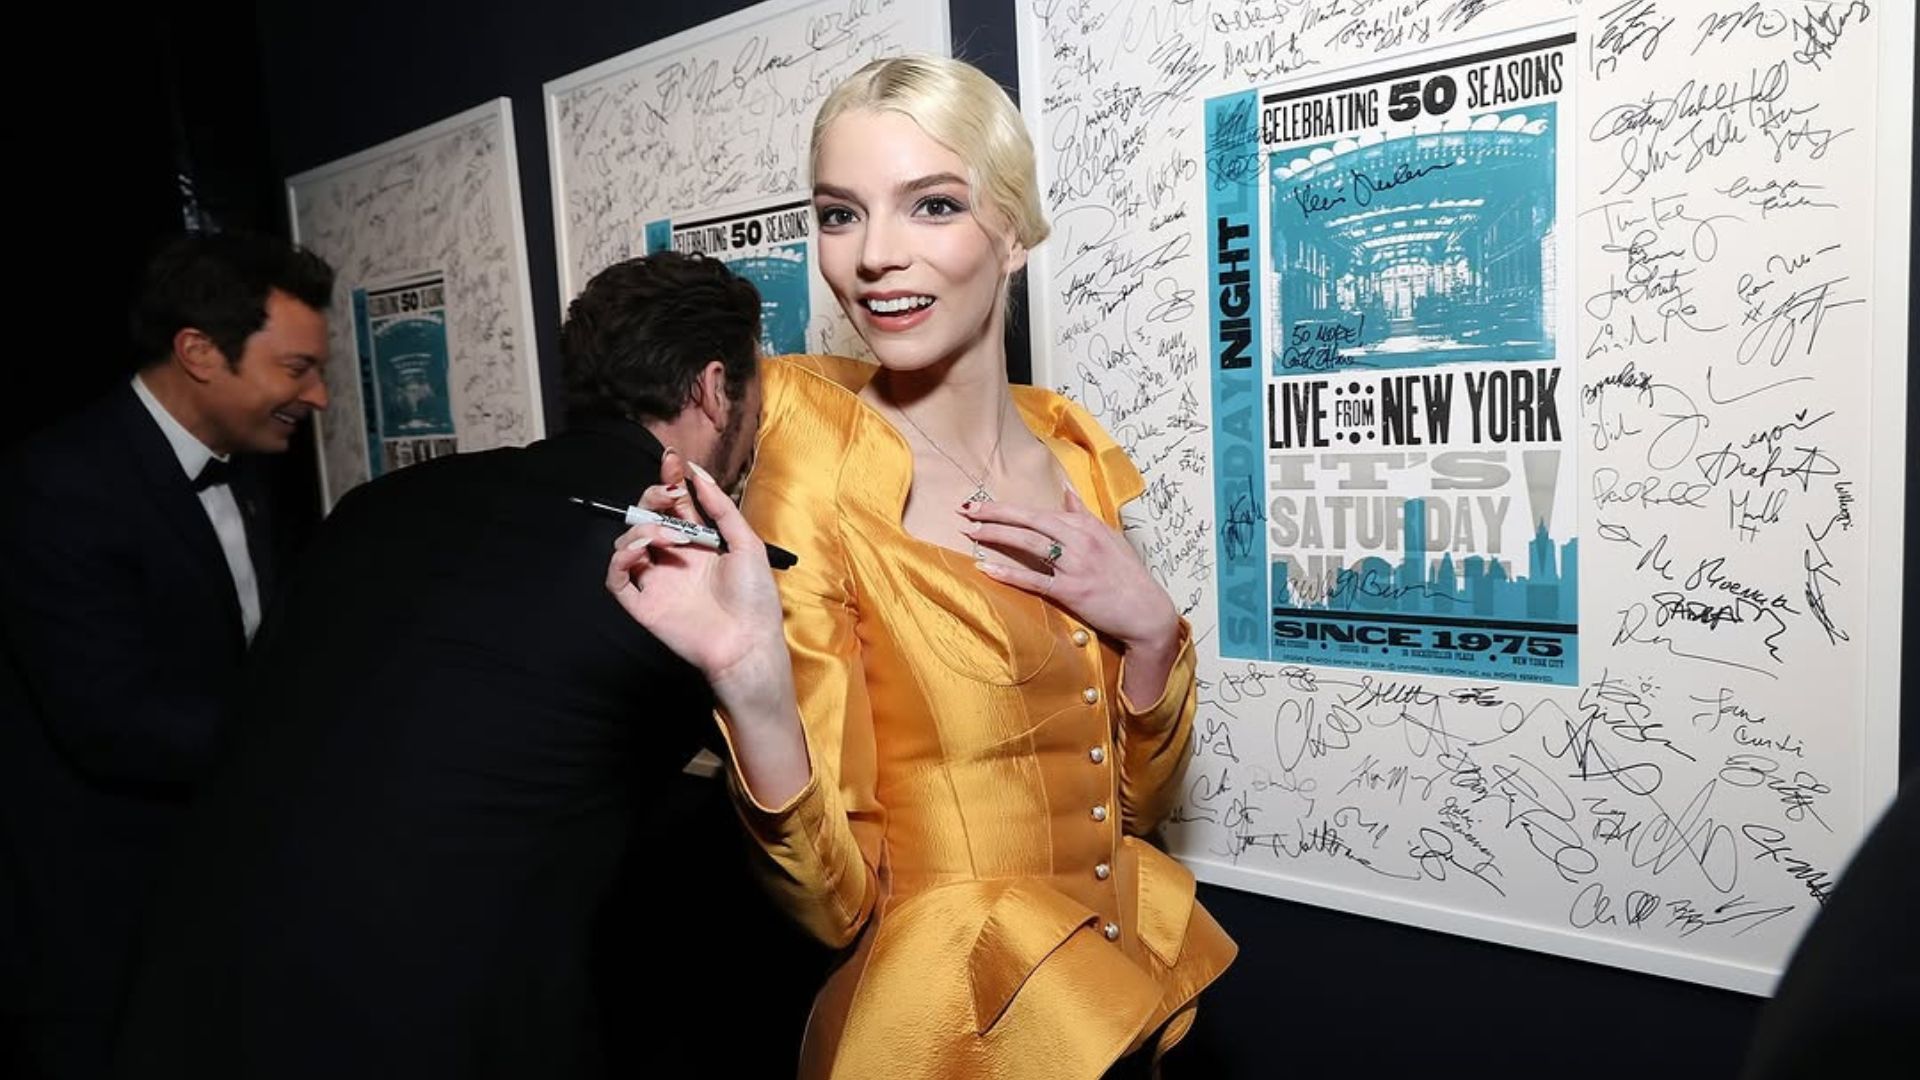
1269, 106, 1558, 372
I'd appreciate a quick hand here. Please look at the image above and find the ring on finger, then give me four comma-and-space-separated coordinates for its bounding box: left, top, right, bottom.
1043, 539, 1064, 565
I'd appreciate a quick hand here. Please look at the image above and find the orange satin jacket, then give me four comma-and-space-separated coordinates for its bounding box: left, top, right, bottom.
725, 355, 1236, 1079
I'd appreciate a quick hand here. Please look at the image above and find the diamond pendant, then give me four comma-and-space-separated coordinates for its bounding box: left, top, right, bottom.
967, 486, 992, 558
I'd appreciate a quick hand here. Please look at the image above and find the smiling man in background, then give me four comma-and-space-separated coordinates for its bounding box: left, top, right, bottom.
0, 230, 334, 1079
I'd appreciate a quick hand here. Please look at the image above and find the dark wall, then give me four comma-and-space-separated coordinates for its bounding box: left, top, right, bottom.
34, 0, 1911, 1075
9, 3, 281, 446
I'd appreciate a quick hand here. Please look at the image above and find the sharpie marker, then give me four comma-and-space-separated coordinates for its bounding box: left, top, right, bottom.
570, 497, 798, 570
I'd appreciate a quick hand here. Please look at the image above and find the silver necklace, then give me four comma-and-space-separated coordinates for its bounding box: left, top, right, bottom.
896, 398, 1010, 558
896, 398, 1008, 506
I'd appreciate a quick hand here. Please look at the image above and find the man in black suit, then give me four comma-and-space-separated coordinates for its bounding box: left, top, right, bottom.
115, 252, 819, 1078
0, 232, 334, 1078
1741, 780, 1917, 1080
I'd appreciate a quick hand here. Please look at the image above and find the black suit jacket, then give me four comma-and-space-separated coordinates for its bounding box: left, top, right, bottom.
116, 419, 821, 1078
0, 382, 275, 1024
1741, 780, 1917, 1080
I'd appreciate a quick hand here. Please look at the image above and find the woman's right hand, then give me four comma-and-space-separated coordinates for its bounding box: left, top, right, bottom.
605, 450, 787, 710
604, 450, 812, 804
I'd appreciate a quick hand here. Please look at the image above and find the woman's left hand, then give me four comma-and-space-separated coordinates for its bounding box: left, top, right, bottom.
960, 487, 1179, 652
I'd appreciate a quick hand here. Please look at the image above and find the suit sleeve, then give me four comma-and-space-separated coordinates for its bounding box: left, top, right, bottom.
0, 460, 224, 787
716, 366, 884, 950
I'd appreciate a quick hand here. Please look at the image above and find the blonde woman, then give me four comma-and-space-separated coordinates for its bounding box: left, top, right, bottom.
609, 56, 1235, 1079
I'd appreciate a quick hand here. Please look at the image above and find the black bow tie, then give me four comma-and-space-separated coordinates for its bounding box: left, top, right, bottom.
191, 458, 233, 492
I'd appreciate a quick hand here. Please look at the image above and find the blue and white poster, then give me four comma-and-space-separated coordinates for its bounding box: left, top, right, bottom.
645, 199, 813, 355
1208, 33, 1578, 686
351, 273, 459, 477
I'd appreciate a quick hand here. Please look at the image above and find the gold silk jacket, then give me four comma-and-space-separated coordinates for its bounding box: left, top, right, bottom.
725, 356, 1236, 1079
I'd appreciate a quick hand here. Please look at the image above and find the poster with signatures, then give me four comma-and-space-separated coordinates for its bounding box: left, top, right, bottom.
646, 198, 815, 354
1021, 0, 1906, 993
1207, 33, 1579, 685
350, 273, 460, 477
289, 98, 544, 511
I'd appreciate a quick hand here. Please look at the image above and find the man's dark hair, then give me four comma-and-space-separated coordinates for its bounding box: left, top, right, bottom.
130, 231, 336, 370
560, 251, 762, 424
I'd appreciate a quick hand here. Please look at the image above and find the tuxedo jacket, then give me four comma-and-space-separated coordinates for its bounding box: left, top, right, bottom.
0, 381, 276, 1021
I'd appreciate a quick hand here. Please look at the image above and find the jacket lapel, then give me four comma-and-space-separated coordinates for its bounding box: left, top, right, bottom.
110, 384, 246, 646
231, 459, 275, 601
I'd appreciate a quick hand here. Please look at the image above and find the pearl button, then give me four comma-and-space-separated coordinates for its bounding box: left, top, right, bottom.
1095, 862, 1111, 880
1072, 629, 1091, 646
1089, 746, 1106, 765
1104, 922, 1121, 941
1091, 804, 1108, 822
1082, 687, 1100, 705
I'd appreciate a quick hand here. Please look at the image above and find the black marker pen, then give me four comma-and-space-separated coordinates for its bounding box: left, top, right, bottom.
570, 498, 798, 570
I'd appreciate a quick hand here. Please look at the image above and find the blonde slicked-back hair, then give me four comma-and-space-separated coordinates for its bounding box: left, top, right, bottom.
811, 55, 1050, 249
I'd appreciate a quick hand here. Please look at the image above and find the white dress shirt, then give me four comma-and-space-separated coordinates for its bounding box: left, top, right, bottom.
130, 375, 263, 640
